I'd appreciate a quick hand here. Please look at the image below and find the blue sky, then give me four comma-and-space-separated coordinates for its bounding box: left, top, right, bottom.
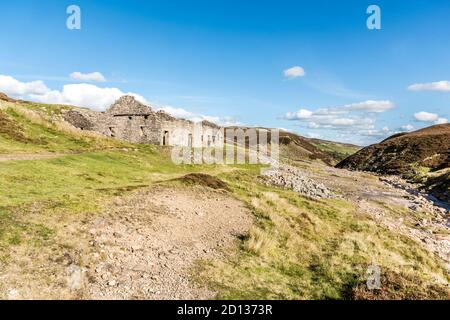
0, 0, 449, 145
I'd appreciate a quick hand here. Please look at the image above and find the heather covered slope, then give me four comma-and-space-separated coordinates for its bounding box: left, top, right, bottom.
337, 124, 449, 174
336, 124, 450, 202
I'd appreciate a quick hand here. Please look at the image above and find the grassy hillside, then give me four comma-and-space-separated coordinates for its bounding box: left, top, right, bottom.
0, 100, 122, 154
308, 138, 360, 163
226, 127, 359, 165
0, 98, 448, 299
196, 169, 449, 299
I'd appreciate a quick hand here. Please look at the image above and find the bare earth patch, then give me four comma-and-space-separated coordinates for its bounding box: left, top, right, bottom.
86, 185, 252, 299
0, 185, 252, 299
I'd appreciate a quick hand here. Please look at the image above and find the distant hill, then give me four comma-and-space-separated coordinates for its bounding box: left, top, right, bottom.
337, 124, 450, 202
278, 130, 360, 165
0, 92, 16, 102
308, 137, 360, 163
226, 127, 359, 166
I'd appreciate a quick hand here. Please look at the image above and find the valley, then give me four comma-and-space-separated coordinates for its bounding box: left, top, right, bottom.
0, 96, 448, 299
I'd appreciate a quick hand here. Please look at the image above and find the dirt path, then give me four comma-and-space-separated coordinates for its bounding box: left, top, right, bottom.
0, 153, 65, 162
0, 184, 252, 300
83, 185, 252, 299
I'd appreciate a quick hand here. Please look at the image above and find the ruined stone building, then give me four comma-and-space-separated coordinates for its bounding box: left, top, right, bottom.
62, 96, 224, 147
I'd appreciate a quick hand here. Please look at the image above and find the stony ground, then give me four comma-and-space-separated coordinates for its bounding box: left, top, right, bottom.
270, 160, 450, 270
0, 185, 252, 300
85, 186, 252, 299
261, 165, 337, 199
1, 158, 448, 299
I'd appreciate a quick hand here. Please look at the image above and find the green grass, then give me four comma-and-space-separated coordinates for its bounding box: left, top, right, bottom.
0, 99, 448, 299
194, 168, 449, 299
0, 146, 217, 207
16, 101, 73, 116
0, 101, 223, 261
0, 145, 229, 268
313, 143, 360, 162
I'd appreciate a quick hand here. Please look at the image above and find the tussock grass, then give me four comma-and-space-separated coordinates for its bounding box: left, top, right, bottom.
244, 227, 276, 257
195, 168, 449, 299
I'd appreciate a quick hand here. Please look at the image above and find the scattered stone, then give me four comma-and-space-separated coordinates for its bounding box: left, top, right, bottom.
66, 264, 85, 290
108, 280, 117, 287
262, 165, 337, 199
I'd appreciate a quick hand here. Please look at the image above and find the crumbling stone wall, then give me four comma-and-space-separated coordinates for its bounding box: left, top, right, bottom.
62, 110, 95, 131
62, 95, 224, 147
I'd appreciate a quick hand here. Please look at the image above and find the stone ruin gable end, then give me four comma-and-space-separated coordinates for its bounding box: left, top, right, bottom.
103, 95, 160, 144
61, 95, 225, 147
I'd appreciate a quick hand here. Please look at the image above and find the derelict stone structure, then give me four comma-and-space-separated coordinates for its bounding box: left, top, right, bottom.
62, 96, 224, 147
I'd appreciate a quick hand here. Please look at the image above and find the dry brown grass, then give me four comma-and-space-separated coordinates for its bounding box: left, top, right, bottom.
351, 269, 450, 300
0, 109, 38, 144
12, 104, 105, 140
244, 227, 276, 257
174, 173, 231, 191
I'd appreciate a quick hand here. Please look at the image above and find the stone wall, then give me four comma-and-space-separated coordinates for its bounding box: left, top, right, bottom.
62, 96, 224, 147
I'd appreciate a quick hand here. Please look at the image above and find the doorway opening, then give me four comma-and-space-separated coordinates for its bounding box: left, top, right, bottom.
163, 130, 169, 146
109, 127, 116, 138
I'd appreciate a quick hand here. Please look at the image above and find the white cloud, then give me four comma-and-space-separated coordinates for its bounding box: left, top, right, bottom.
284, 109, 312, 120
156, 105, 240, 126
435, 117, 448, 124
305, 132, 321, 139
0, 75, 50, 96
414, 111, 439, 122
283, 100, 393, 131
282, 100, 397, 145
283, 66, 305, 79
408, 80, 450, 92
0, 74, 238, 127
70, 71, 106, 82
413, 111, 448, 125
327, 118, 358, 126
0, 75, 142, 110
343, 100, 394, 113
400, 124, 414, 131
29, 83, 146, 111
308, 122, 320, 129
